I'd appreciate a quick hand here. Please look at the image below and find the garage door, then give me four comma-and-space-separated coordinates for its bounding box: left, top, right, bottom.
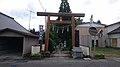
0, 37, 23, 54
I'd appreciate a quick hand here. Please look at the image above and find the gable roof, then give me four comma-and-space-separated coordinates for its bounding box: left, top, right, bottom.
77, 22, 106, 28
105, 21, 120, 28
108, 27, 120, 34
84, 22, 106, 26
0, 28, 38, 37
0, 12, 30, 33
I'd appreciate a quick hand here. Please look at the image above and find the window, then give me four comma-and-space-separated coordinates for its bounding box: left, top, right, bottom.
112, 38, 117, 47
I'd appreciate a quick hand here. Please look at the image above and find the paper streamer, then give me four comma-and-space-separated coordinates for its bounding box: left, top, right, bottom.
67, 26, 69, 32
52, 25, 54, 31
57, 28, 58, 33
62, 27, 64, 33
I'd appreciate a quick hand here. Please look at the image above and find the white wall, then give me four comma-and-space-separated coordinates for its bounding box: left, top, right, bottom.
23, 36, 38, 55
118, 39, 120, 47
76, 23, 105, 47
109, 34, 120, 38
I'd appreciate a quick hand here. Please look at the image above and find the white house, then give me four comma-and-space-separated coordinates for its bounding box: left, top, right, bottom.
105, 22, 120, 48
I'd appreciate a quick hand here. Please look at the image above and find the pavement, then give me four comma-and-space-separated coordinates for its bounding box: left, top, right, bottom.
0, 48, 120, 67
0, 57, 120, 67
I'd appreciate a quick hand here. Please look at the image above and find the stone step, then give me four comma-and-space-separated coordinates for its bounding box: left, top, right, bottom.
51, 54, 67, 56
51, 54, 71, 57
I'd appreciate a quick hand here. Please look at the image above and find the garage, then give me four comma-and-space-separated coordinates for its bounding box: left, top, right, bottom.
0, 37, 23, 55
0, 12, 39, 56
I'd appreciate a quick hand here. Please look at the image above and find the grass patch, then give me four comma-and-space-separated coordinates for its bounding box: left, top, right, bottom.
91, 47, 120, 57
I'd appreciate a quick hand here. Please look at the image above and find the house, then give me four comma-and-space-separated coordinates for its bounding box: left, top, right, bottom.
0, 12, 39, 56
76, 22, 106, 47
105, 22, 120, 48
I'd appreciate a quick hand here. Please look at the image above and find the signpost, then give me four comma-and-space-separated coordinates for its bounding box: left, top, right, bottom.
89, 27, 97, 57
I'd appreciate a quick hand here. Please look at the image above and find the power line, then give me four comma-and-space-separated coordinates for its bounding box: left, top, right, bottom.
27, 9, 35, 30
38, 0, 47, 30
38, 0, 45, 11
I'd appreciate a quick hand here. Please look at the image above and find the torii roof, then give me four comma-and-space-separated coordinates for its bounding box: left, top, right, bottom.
37, 12, 85, 17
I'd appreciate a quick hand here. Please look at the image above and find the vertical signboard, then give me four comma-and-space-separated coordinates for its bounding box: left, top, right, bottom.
39, 25, 44, 52
39, 25, 44, 40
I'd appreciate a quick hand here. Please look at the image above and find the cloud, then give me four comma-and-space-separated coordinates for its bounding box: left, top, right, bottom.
1, 0, 120, 30
8, 1, 37, 19
8, 9, 29, 19
0, 0, 42, 30
108, 0, 119, 4
84, 0, 91, 5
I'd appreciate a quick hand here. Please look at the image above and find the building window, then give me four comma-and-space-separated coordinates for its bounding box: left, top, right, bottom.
112, 38, 117, 47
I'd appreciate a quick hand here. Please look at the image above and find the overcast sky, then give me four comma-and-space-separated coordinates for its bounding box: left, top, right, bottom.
0, 0, 120, 31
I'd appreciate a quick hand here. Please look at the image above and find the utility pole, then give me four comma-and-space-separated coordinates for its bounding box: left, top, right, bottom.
45, 9, 47, 30
27, 10, 35, 30
89, 14, 93, 57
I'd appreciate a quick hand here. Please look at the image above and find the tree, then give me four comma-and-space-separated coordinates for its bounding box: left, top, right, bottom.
97, 20, 101, 24
48, 0, 83, 51
56, 0, 72, 50
42, 30, 58, 53
75, 17, 83, 26
57, 0, 72, 20
30, 28, 36, 34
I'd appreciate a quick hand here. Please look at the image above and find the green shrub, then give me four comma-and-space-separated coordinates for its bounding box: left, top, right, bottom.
94, 54, 105, 59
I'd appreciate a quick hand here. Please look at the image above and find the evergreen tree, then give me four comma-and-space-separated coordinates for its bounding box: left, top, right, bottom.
57, 0, 72, 20
56, 0, 72, 50
49, 0, 83, 50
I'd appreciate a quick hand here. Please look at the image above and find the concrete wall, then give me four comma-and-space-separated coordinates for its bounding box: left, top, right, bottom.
76, 27, 91, 47
118, 39, 120, 47
76, 26, 105, 47
23, 36, 38, 55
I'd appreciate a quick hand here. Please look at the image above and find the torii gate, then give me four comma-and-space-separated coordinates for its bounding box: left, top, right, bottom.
37, 12, 85, 51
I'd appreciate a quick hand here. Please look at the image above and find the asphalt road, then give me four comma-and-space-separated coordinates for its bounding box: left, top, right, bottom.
0, 57, 120, 67
0, 48, 120, 67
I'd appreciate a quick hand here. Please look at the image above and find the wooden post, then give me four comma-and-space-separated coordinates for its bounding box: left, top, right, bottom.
45, 15, 50, 51
72, 16, 75, 48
